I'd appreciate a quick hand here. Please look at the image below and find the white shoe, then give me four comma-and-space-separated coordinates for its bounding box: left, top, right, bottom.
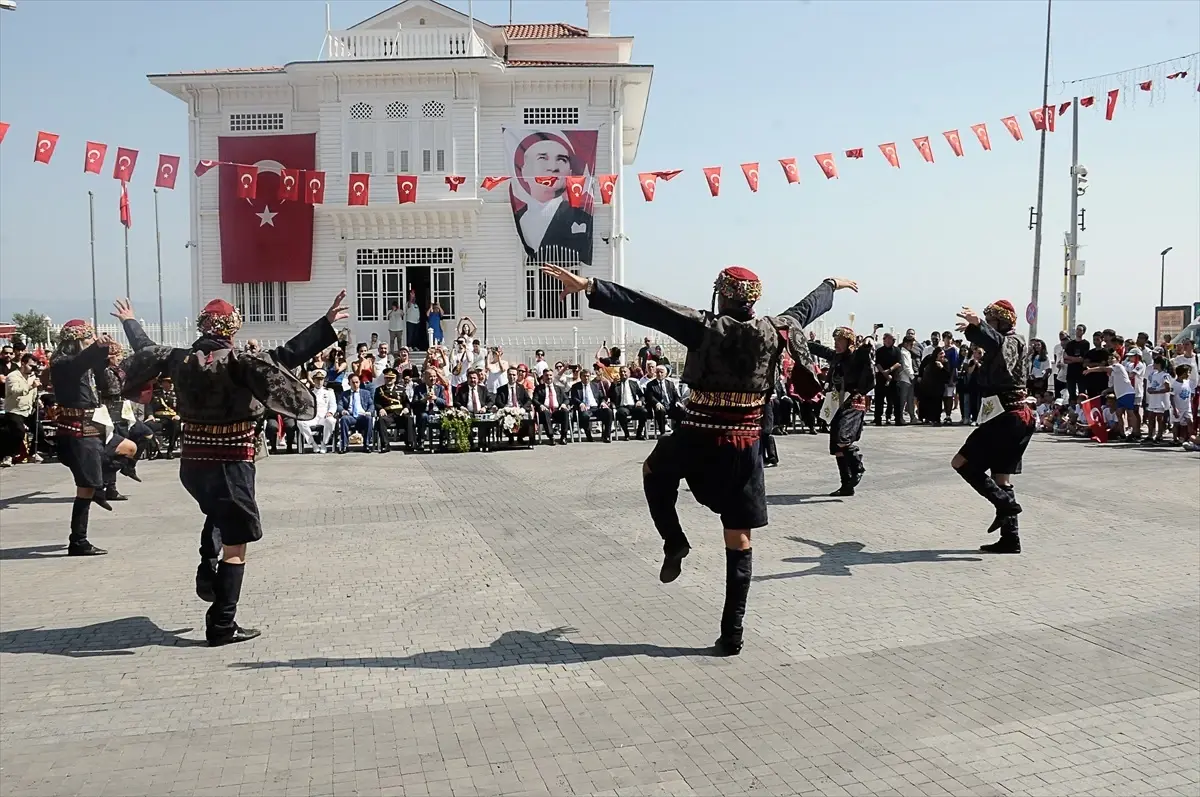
30, 454, 43, 463
0, 457, 11, 468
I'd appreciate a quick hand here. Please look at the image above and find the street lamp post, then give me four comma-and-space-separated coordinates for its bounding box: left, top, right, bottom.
1159, 247, 1173, 308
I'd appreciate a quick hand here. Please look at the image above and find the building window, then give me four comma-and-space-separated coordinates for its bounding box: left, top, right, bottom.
355, 247, 456, 321
229, 112, 285, 132
432, 266, 456, 318
522, 107, 580, 126
348, 99, 450, 176
526, 246, 580, 320
232, 282, 288, 324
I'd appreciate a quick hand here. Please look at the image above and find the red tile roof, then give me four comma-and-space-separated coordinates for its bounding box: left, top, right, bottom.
504, 23, 588, 39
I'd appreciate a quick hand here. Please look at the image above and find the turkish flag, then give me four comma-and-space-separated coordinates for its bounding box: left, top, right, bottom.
1001, 116, 1023, 141
217, 133, 316, 283
195, 160, 219, 177
1058, 100, 1072, 116
481, 176, 510, 191
637, 172, 659, 202
913, 137, 934, 163
0, 121, 8, 143
652, 170, 682, 181
278, 168, 301, 201
878, 143, 900, 168
395, 175, 417, 204
844, 148, 864, 159
236, 165, 260, 199
1045, 105, 1056, 132
83, 142, 108, 174
1029, 107, 1046, 131
1167, 71, 1187, 79
304, 170, 326, 204
702, 166, 721, 197
943, 130, 964, 157
778, 157, 799, 184
349, 173, 371, 205
1139, 80, 1152, 92
564, 175, 587, 208
740, 162, 760, 192
596, 174, 617, 204
970, 123, 992, 150
445, 175, 466, 192
155, 154, 181, 189
534, 176, 557, 187
119, 181, 132, 229
1079, 96, 1095, 108
814, 153, 838, 179
1080, 395, 1108, 443
34, 131, 59, 164
1106, 89, 1119, 120
112, 147, 138, 182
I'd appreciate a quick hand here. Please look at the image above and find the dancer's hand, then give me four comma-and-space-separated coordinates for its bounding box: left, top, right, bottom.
956, 307, 981, 327
541, 263, 589, 300
828, 278, 858, 292
111, 298, 136, 321
326, 291, 349, 324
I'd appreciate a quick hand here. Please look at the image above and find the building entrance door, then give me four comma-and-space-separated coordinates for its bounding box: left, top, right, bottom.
351, 245, 457, 351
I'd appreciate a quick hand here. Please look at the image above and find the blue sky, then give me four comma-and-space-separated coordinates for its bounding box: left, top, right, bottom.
0, 0, 1197, 339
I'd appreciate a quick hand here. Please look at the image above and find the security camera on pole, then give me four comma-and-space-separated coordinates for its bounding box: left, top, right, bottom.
1066, 97, 1088, 331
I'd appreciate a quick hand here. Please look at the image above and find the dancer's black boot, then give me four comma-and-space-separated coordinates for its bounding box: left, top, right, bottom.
196, 560, 218, 602
715, 548, 752, 656
117, 454, 141, 483
68, 498, 107, 556
197, 519, 221, 602
980, 514, 1021, 554
762, 434, 779, 467
956, 467, 1021, 531
644, 469, 690, 583
829, 456, 854, 496
206, 561, 260, 646
849, 448, 865, 486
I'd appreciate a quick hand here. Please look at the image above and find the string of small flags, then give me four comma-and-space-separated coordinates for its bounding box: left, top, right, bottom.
0, 68, 1193, 209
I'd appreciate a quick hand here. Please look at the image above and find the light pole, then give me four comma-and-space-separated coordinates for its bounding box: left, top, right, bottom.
1159, 247, 1173, 308
477, 281, 488, 346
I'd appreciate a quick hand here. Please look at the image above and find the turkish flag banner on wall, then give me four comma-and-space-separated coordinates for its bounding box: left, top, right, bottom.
278, 168, 301, 201
778, 157, 799, 184
83, 142, 107, 174
34, 131, 58, 164
349, 173, 371, 205
395, 175, 417, 204
112, 147, 138, 182
217, 133, 316, 284
596, 174, 617, 204
564, 175, 586, 208
236, 165, 259, 199
702, 166, 721, 196
740, 162, 760, 192
304, 170, 325, 204
155, 154, 181, 189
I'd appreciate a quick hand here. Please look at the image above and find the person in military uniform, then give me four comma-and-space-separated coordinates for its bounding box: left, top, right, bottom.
48, 320, 141, 556
808, 328, 876, 496
95, 341, 155, 501
951, 300, 1033, 554
148, 376, 181, 458
115, 292, 347, 646
373, 367, 414, 452
541, 263, 857, 656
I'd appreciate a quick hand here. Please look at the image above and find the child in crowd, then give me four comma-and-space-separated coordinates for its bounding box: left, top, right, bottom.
1102, 395, 1122, 436
1171, 364, 1194, 444
1143, 356, 1172, 444
1035, 391, 1056, 432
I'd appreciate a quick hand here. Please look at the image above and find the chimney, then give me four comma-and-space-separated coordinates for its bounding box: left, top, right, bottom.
586, 0, 610, 36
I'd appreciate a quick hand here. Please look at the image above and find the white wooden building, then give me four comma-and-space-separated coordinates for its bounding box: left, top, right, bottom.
148, 0, 651, 351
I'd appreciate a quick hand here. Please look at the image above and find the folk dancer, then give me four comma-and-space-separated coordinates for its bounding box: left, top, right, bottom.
541, 263, 855, 656
96, 341, 155, 502
809, 328, 876, 496
115, 293, 346, 645
951, 300, 1033, 554
48, 321, 141, 556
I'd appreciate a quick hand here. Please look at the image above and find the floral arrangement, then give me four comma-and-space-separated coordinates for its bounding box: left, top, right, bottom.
440, 407, 473, 453
495, 406, 525, 435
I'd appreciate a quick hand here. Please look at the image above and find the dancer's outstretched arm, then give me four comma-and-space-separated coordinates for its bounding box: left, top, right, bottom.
265, 291, 348, 370
779, 278, 858, 329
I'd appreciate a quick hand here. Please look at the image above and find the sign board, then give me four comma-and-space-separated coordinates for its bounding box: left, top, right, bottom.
1154, 305, 1193, 345
1025, 302, 1037, 325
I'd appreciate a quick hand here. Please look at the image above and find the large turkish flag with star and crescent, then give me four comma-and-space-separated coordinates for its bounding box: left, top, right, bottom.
217, 134, 316, 284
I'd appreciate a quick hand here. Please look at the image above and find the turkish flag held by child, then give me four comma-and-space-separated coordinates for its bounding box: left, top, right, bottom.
1080, 395, 1108, 443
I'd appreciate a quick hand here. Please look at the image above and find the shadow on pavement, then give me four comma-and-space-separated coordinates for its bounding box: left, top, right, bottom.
754, 535, 983, 580
0, 491, 74, 511
0, 544, 71, 561
0, 617, 203, 657
231, 627, 714, 670
766, 494, 844, 505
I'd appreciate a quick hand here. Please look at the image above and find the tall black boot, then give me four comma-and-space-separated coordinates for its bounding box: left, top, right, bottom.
117, 454, 141, 483
849, 447, 865, 486
643, 470, 690, 583
956, 468, 1021, 531
829, 456, 854, 496
206, 561, 260, 646
68, 498, 107, 556
196, 519, 221, 602
762, 433, 779, 467
981, 514, 1022, 553
104, 475, 128, 502
716, 548, 752, 656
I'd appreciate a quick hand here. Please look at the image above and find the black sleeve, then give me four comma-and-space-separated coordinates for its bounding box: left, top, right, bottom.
266, 318, 338, 371
778, 280, 836, 329
586, 279, 706, 349
964, 323, 1003, 353
809, 341, 837, 362
121, 318, 158, 352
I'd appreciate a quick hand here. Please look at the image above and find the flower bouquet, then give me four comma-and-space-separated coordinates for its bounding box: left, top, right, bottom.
440, 407, 473, 453
495, 406, 525, 436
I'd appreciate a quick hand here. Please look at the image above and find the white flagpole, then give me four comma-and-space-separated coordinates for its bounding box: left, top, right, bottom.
88, 191, 98, 327
154, 188, 165, 339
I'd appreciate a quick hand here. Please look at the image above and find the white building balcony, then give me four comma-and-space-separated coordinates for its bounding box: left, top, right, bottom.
322, 28, 496, 61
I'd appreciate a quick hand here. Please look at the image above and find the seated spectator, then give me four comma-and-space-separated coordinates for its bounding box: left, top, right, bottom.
607, 366, 648, 440
1034, 391, 1055, 433
264, 412, 297, 454
148, 376, 181, 458
493, 366, 533, 444
643, 364, 681, 434
337, 374, 375, 454
299, 370, 338, 453
570, 369, 614, 443
531, 369, 569, 445
374, 368, 412, 453
412, 370, 449, 451
455, 369, 491, 414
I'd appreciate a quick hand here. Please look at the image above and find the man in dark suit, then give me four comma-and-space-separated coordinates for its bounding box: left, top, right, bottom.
607, 366, 648, 440
454, 369, 491, 414
411, 372, 448, 452
643, 364, 681, 435
492, 366, 533, 445
337, 373, 375, 453
532, 369, 569, 445
570, 369, 614, 442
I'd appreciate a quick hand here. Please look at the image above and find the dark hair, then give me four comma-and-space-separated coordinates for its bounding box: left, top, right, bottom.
1153, 356, 1167, 369
19, 353, 36, 366
1177, 363, 1193, 378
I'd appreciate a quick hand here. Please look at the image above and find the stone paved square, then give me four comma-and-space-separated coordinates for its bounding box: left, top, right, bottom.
2, 429, 1198, 797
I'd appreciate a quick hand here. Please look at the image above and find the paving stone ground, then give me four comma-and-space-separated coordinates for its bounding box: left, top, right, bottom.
1, 428, 1197, 797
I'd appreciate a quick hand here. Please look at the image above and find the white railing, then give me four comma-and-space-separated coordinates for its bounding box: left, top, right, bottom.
323, 28, 495, 61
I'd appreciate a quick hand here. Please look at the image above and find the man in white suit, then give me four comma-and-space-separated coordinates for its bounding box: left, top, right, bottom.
299, 370, 338, 453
